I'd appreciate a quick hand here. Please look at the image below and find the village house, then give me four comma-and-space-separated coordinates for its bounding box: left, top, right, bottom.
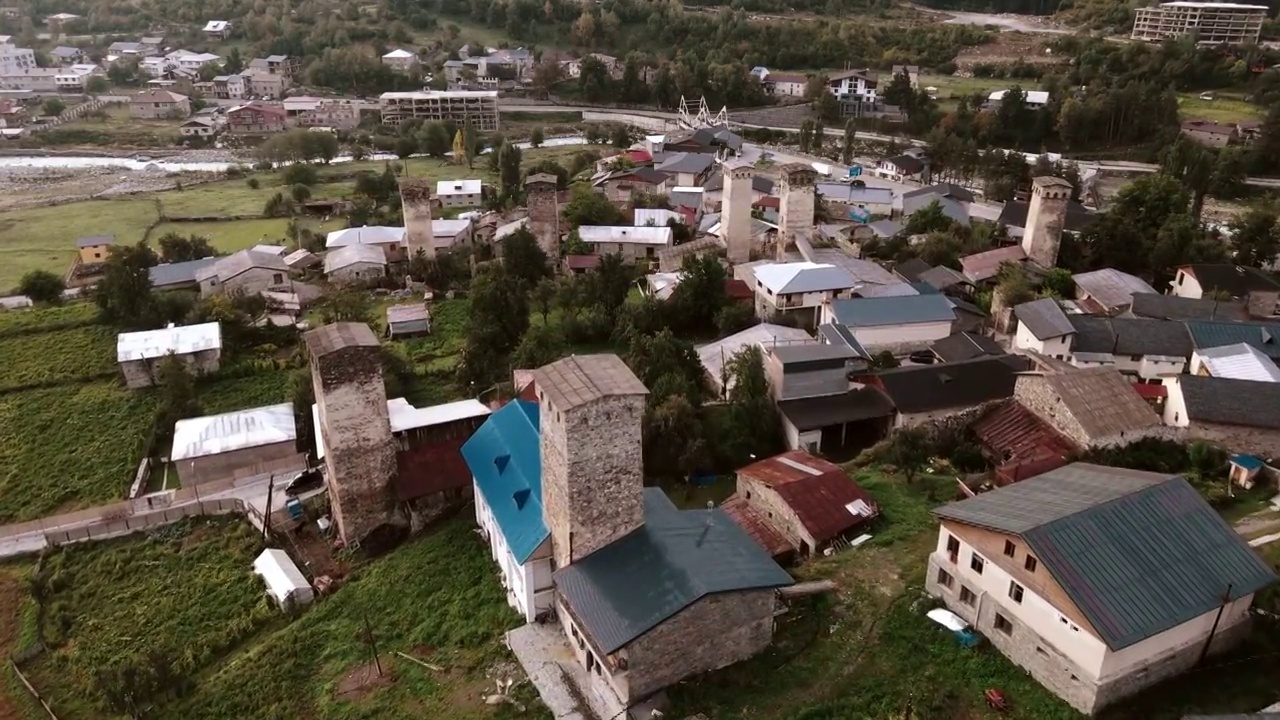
249, 54, 298, 78
592, 166, 666, 203
818, 183, 894, 221
1013, 368, 1165, 449
436, 178, 483, 208
762, 70, 808, 98
768, 348, 891, 454
926, 462, 1275, 715
75, 235, 114, 264
324, 243, 387, 282
210, 74, 246, 99
203, 20, 231, 39
1170, 263, 1280, 317
1185, 319, 1280, 361
655, 152, 716, 188
577, 225, 673, 263
1188, 342, 1280, 382
1181, 119, 1239, 147
129, 90, 191, 120
721, 450, 879, 561
54, 63, 100, 90
381, 48, 419, 72
1013, 298, 1076, 360
971, 399, 1078, 485
1162, 374, 1280, 457
195, 249, 292, 297
827, 68, 877, 101
283, 96, 360, 130
987, 89, 1050, 109
929, 331, 1006, 363
868, 355, 1032, 428
325, 225, 407, 263
49, 45, 82, 65
821, 294, 957, 353
696, 322, 815, 397
179, 117, 218, 137
877, 148, 928, 183
243, 69, 289, 99
749, 262, 857, 327
226, 101, 287, 134
1063, 315, 1192, 380
385, 304, 430, 339
170, 403, 305, 486
116, 321, 222, 389
1071, 268, 1158, 314
1124, 292, 1248, 322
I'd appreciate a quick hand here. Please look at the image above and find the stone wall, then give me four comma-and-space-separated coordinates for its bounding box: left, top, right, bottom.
120, 348, 221, 389
399, 178, 435, 258
624, 589, 776, 702
207, 267, 289, 298
1014, 375, 1092, 448
541, 393, 646, 567
740, 476, 817, 553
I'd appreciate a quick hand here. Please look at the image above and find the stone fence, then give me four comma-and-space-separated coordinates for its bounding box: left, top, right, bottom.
43, 497, 246, 546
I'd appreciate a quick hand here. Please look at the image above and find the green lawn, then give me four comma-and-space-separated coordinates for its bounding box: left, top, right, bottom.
920, 73, 1018, 101
153, 218, 344, 253
1176, 93, 1262, 124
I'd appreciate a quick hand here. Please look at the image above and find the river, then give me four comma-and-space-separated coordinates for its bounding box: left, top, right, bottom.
0, 136, 590, 173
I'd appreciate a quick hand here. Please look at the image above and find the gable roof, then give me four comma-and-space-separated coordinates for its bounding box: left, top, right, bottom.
1127, 293, 1248, 322
1014, 298, 1074, 340
935, 463, 1276, 650
1177, 374, 1280, 429
737, 450, 879, 542
149, 257, 218, 288
303, 322, 378, 357
903, 182, 975, 204
196, 249, 288, 283
117, 322, 221, 362
326, 225, 404, 248
1037, 368, 1162, 437
1072, 269, 1157, 311
918, 265, 970, 291
753, 262, 855, 295
894, 257, 931, 282
1186, 320, 1280, 359
1068, 316, 1193, 358
828, 294, 956, 328
75, 234, 114, 249
883, 154, 925, 174
998, 199, 1095, 233
873, 355, 1030, 414
554, 488, 793, 654
1194, 342, 1280, 383
461, 400, 546, 563
1181, 264, 1280, 297
930, 332, 1006, 362
325, 243, 386, 273
533, 354, 647, 412
436, 178, 481, 196
972, 400, 1077, 482
960, 245, 1026, 283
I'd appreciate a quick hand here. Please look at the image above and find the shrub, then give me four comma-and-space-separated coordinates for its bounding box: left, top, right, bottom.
290, 183, 311, 203
246, 178, 260, 190
280, 163, 319, 187
18, 270, 65, 304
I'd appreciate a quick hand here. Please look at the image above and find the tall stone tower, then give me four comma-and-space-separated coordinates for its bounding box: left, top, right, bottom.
399, 178, 435, 258
304, 322, 398, 546
1022, 176, 1072, 269
524, 173, 560, 256
777, 163, 818, 260
534, 354, 649, 567
722, 160, 754, 265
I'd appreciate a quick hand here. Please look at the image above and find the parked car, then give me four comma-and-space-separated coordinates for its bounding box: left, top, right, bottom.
284, 467, 324, 496
907, 350, 937, 365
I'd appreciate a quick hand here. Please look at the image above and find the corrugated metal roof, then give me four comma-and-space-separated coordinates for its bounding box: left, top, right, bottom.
829, 294, 956, 328
324, 243, 386, 274
387, 397, 488, 433
873, 355, 1029, 413
149, 257, 218, 288
698, 324, 815, 388
461, 400, 546, 563
117, 321, 221, 362
171, 403, 296, 461
326, 225, 405, 248
960, 245, 1026, 283
1072, 269, 1157, 310
935, 463, 1277, 649
1068, 316, 1193, 357
577, 225, 673, 246
1194, 342, 1280, 382
554, 488, 793, 654
1187, 321, 1280, 359
754, 262, 856, 295
737, 450, 879, 542
721, 496, 794, 557
972, 400, 1076, 483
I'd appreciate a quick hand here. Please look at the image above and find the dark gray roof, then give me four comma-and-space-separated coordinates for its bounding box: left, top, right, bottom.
918, 265, 970, 291
874, 355, 1031, 414
902, 183, 974, 203
1179, 374, 1280, 429
148, 257, 217, 288
554, 489, 792, 654
76, 234, 114, 249
1069, 316, 1193, 357
930, 332, 1005, 362
998, 199, 1096, 233
935, 463, 1276, 650
1127, 293, 1248, 322
817, 322, 869, 359
1183, 264, 1280, 298
828, 294, 957, 328
1013, 298, 1074, 340
894, 257, 931, 282
769, 342, 861, 365
778, 386, 895, 431
884, 154, 925, 174
868, 219, 903, 238
655, 152, 715, 175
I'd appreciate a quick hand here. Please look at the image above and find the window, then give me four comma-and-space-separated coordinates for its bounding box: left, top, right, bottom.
994, 613, 1013, 635
1003, 540, 1016, 558
970, 554, 984, 575
1024, 556, 1038, 573
959, 586, 975, 606
946, 534, 960, 562
936, 568, 954, 589
1008, 581, 1024, 604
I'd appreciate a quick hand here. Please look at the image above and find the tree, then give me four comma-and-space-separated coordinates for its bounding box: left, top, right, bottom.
531, 276, 557, 324
18, 269, 64, 304
798, 119, 814, 154
840, 120, 856, 165
459, 265, 530, 387
281, 163, 319, 186
808, 74, 839, 123
501, 227, 549, 287
716, 345, 782, 466
578, 55, 611, 103
668, 254, 727, 336
626, 328, 703, 405
42, 98, 66, 117
420, 122, 450, 158
157, 233, 216, 262
224, 47, 244, 74
887, 426, 929, 483
513, 324, 566, 369
154, 355, 202, 445
291, 183, 312, 203
95, 242, 159, 328
317, 287, 373, 324
883, 70, 914, 109
85, 75, 109, 94
496, 140, 523, 203
643, 394, 708, 480
904, 200, 952, 235
610, 124, 632, 149
395, 136, 417, 162
531, 58, 563, 99
563, 184, 626, 226
529, 126, 545, 148
1230, 209, 1280, 269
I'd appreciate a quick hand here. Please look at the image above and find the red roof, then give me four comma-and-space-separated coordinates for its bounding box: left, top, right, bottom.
623, 149, 652, 164
972, 400, 1076, 486
753, 195, 780, 209
564, 254, 601, 270
721, 495, 794, 558
738, 450, 879, 543
725, 279, 753, 301
1131, 382, 1167, 399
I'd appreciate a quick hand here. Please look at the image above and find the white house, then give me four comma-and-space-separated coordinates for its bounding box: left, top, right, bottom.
750, 261, 856, 327
435, 178, 483, 208
988, 89, 1050, 109
577, 225, 673, 263
1189, 342, 1280, 382
204, 20, 231, 39
382, 48, 419, 72
326, 225, 407, 263
432, 218, 473, 250
927, 462, 1275, 716
827, 69, 876, 101
763, 70, 808, 97
1012, 298, 1075, 360
462, 399, 555, 623
822, 294, 957, 353
54, 63, 101, 89
324, 242, 387, 282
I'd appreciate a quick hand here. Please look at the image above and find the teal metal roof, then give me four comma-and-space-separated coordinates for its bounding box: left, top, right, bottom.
935, 463, 1276, 650
554, 489, 793, 654
461, 400, 547, 563
829, 294, 956, 328
1186, 320, 1280, 359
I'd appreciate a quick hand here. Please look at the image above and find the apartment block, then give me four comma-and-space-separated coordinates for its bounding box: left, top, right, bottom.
378, 90, 499, 131
1131, 2, 1266, 44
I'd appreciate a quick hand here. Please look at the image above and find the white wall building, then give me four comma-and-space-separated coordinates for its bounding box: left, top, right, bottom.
0, 43, 36, 75
436, 178, 483, 208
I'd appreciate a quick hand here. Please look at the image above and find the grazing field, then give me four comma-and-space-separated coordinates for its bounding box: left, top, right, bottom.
19, 518, 277, 720
1176, 93, 1262, 124
382, 297, 469, 406
45, 104, 183, 146
920, 73, 1016, 101
0, 380, 155, 523
0, 324, 118, 391
0, 197, 157, 292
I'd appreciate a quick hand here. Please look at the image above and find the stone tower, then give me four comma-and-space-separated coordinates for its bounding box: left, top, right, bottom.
1022, 176, 1072, 269
722, 160, 754, 265
399, 178, 435, 258
777, 163, 818, 261
525, 173, 560, 256
533, 354, 649, 567
304, 322, 398, 546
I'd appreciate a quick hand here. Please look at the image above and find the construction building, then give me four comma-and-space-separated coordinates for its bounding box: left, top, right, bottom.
1131, 2, 1266, 44
378, 90, 499, 131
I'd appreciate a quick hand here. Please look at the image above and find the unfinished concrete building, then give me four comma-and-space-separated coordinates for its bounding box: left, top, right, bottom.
304, 323, 399, 546
776, 163, 817, 260
1022, 176, 1070, 270
525, 172, 560, 256
722, 160, 754, 264
533, 354, 649, 568
399, 178, 435, 258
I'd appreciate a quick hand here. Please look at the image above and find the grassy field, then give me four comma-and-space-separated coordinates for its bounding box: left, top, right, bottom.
40, 104, 182, 147
0, 197, 158, 292
921, 73, 1017, 101
199, 369, 296, 415
152, 218, 344, 252
0, 324, 117, 391
1176, 92, 1262, 124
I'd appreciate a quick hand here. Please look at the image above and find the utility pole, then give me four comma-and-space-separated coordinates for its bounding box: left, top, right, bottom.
363, 614, 383, 676
1198, 583, 1233, 664
261, 473, 276, 542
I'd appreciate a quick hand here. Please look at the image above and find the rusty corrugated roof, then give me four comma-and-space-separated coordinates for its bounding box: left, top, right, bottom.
738, 450, 879, 543
721, 495, 794, 558
972, 400, 1076, 485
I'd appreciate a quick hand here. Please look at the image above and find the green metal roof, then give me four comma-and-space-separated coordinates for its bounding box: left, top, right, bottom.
554, 489, 793, 654
935, 463, 1276, 650
1186, 320, 1280, 359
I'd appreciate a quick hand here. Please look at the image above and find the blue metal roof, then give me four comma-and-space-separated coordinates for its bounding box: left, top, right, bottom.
1231, 454, 1265, 471
461, 400, 547, 563
828, 293, 956, 328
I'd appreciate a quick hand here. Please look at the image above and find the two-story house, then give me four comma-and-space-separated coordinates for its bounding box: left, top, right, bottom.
226, 101, 287, 134
750, 262, 857, 328
926, 462, 1275, 716
1170, 263, 1280, 318
827, 68, 877, 102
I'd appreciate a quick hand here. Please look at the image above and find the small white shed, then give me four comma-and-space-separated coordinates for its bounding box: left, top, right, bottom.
253, 548, 314, 610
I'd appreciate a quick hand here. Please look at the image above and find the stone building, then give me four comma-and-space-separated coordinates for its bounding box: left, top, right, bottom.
399, 178, 435, 258
1162, 374, 1280, 457
926, 463, 1275, 715
304, 323, 399, 546
1021, 176, 1070, 269
194, 249, 292, 298
117, 322, 222, 389
525, 173, 560, 255
776, 163, 817, 259
1014, 368, 1164, 449
722, 160, 754, 264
